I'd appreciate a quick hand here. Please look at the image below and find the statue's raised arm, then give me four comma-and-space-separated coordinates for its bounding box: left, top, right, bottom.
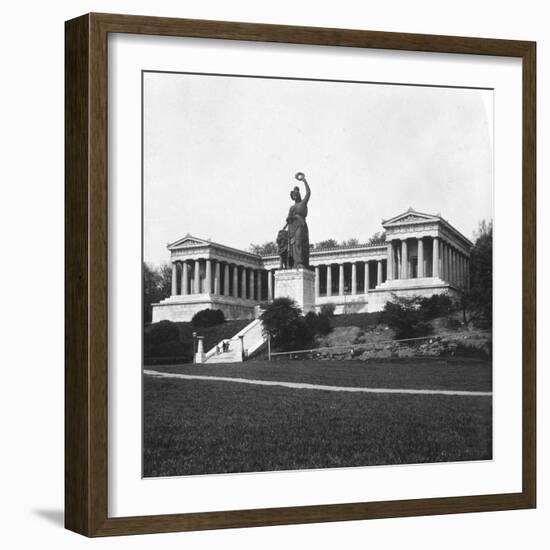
295, 172, 311, 205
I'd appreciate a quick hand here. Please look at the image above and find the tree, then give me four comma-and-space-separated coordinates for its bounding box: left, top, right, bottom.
259, 298, 315, 351
191, 309, 225, 327
249, 241, 278, 256
462, 220, 493, 323
341, 237, 359, 248
314, 238, 339, 250
304, 311, 332, 336
367, 231, 386, 245
382, 295, 433, 340
143, 262, 172, 324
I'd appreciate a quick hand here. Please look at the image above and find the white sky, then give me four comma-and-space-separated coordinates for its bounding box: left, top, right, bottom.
143, 72, 493, 266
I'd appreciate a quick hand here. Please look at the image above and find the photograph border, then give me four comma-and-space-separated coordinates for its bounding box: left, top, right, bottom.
65, 12, 536, 537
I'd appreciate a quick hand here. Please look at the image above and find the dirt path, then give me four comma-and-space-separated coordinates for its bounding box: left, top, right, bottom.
144, 369, 492, 397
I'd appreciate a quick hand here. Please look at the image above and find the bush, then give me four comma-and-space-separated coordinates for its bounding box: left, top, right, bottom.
418, 294, 456, 320
191, 308, 225, 328
144, 320, 192, 360
443, 317, 461, 330
382, 295, 433, 340
320, 303, 336, 317
145, 321, 179, 349
260, 297, 315, 351
304, 311, 333, 336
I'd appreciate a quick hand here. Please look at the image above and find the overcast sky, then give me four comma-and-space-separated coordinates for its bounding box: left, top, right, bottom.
143, 72, 493, 266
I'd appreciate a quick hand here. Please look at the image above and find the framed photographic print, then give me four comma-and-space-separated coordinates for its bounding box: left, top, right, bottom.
65, 13, 536, 536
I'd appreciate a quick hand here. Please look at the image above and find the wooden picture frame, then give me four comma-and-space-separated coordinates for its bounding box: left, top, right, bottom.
65, 12, 536, 537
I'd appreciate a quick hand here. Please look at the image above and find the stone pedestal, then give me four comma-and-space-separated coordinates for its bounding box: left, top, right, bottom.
274, 268, 315, 314
195, 336, 205, 364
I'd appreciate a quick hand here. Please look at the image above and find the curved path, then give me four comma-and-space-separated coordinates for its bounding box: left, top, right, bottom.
144, 369, 492, 397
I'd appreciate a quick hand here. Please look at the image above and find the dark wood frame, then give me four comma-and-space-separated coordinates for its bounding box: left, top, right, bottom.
65, 12, 536, 537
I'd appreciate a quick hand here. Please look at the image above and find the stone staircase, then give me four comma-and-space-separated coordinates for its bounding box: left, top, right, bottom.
203, 318, 266, 364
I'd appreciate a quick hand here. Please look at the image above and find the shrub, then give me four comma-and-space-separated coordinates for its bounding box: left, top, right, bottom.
260, 297, 315, 351
191, 308, 225, 328
418, 294, 456, 320
145, 320, 179, 349
320, 303, 336, 317
382, 295, 433, 340
304, 311, 333, 336
443, 317, 461, 330
144, 320, 191, 359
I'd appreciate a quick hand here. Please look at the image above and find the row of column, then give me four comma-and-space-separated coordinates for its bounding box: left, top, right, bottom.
386, 236, 469, 288
439, 240, 470, 289
171, 259, 266, 301
313, 260, 386, 298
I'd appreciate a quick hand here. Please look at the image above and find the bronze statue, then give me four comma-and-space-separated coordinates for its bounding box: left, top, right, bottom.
276, 229, 289, 269
278, 172, 311, 269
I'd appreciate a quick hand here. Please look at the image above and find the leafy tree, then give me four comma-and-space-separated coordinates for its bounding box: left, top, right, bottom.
191, 308, 225, 327
143, 262, 172, 324
367, 231, 386, 245
314, 238, 339, 250
341, 237, 359, 247
382, 295, 433, 340
418, 294, 455, 320
462, 220, 493, 323
260, 297, 315, 351
249, 241, 278, 256
304, 311, 333, 336
320, 302, 336, 317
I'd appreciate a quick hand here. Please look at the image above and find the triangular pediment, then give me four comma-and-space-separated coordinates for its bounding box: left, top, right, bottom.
167, 235, 211, 250
382, 209, 440, 227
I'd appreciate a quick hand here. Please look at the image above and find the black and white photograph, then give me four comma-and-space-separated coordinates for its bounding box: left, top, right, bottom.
142, 70, 494, 478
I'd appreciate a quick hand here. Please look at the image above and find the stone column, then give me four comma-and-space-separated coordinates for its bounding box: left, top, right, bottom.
351, 263, 357, 295
327, 265, 332, 297
214, 261, 220, 295
401, 240, 408, 279
386, 242, 394, 281
417, 238, 424, 278
171, 262, 177, 296
223, 264, 229, 296
205, 259, 212, 294
364, 262, 369, 293
267, 270, 273, 301
181, 261, 189, 295
377, 260, 382, 286
441, 242, 446, 281
315, 266, 320, 297
232, 265, 239, 297
248, 269, 254, 300
451, 248, 458, 286
193, 260, 200, 294
397, 245, 402, 279
338, 264, 344, 296
441, 244, 447, 280
257, 271, 262, 301
241, 267, 247, 299
432, 237, 439, 278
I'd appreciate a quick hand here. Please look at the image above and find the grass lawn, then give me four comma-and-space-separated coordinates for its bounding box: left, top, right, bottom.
143, 359, 492, 477
146, 358, 492, 392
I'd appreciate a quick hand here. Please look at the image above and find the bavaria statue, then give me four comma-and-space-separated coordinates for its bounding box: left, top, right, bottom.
277, 172, 311, 269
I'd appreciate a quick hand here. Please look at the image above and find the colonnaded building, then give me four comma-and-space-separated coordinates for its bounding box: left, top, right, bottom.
152, 209, 472, 323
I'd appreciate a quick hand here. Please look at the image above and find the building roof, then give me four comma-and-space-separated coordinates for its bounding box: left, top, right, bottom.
382, 208, 473, 247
